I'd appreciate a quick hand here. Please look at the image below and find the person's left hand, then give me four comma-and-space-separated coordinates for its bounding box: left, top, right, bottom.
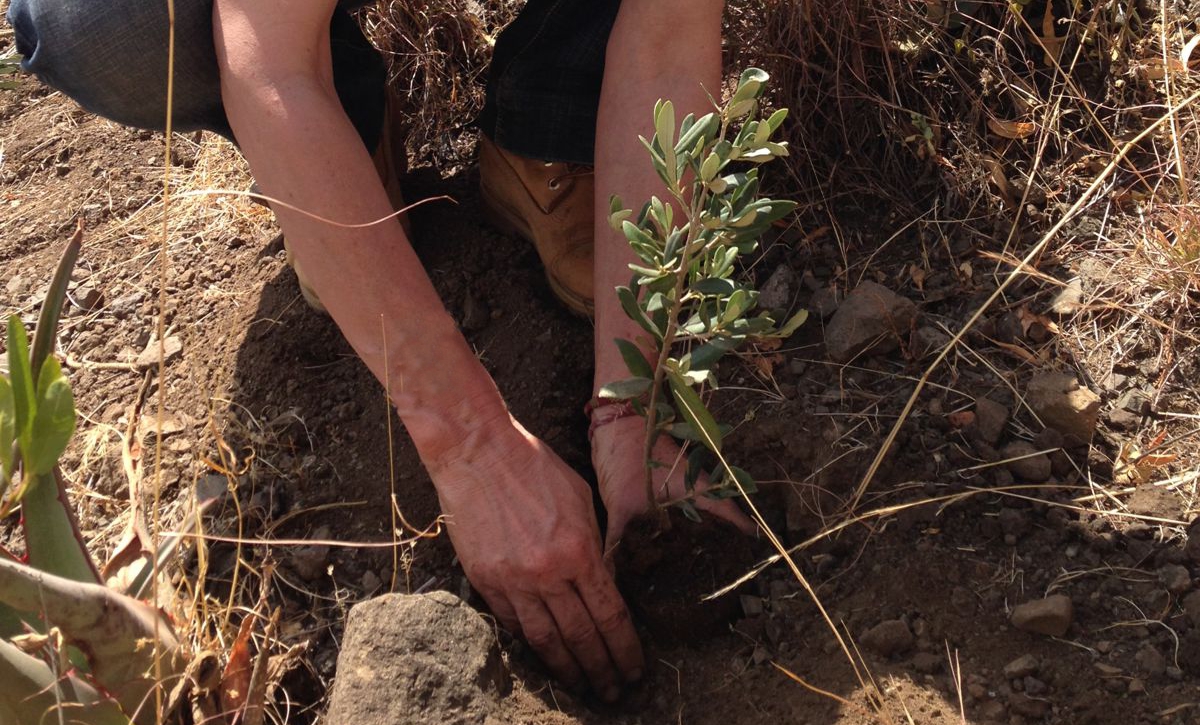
590, 414, 755, 550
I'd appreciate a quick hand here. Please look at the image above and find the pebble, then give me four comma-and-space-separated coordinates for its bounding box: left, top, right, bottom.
290, 526, 332, 582
910, 652, 942, 674
1003, 654, 1039, 679
1127, 678, 1146, 695
1182, 590, 1200, 627
1011, 594, 1073, 637
1159, 564, 1192, 595
1134, 644, 1167, 677
758, 264, 797, 312
1008, 693, 1050, 718
823, 281, 917, 363
911, 325, 950, 359
1001, 441, 1052, 483
72, 284, 103, 311
135, 336, 183, 367
807, 286, 841, 319
1048, 278, 1083, 316
971, 397, 1010, 445
860, 619, 914, 657
1025, 372, 1101, 444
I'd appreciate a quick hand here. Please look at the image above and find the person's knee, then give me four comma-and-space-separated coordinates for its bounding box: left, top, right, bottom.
6, 0, 226, 134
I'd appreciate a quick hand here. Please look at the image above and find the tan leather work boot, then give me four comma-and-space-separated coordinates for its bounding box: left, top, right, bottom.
478, 136, 595, 317
280, 94, 412, 314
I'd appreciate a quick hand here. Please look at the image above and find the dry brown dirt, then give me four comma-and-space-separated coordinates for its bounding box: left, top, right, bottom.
2, 41, 1199, 725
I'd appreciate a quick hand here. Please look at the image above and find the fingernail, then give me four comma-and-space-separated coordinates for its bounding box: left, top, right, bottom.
603, 685, 621, 703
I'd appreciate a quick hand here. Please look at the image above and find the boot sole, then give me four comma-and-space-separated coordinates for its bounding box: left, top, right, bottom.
479, 182, 594, 318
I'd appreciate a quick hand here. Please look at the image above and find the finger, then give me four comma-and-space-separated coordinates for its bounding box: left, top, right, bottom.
576, 562, 644, 685
477, 586, 521, 634
511, 595, 584, 689
545, 591, 621, 702
694, 495, 757, 535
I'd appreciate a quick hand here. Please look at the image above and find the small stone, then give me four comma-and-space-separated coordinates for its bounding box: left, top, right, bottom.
1003, 654, 1039, 679
860, 619, 915, 657
1008, 693, 1050, 718
1001, 441, 1052, 483
135, 336, 183, 367
1048, 278, 1083, 316
1127, 678, 1146, 695
971, 398, 1010, 445
6, 274, 26, 297
1182, 590, 1200, 627
1011, 594, 1073, 637
107, 292, 143, 318
911, 652, 942, 674
758, 264, 798, 312
911, 326, 950, 359
1026, 372, 1101, 443
808, 286, 841, 319
1022, 676, 1047, 696
290, 526, 331, 582
1093, 662, 1122, 677
978, 701, 1006, 720
967, 683, 988, 700
824, 281, 918, 363
1159, 564, 1192, 595
998, 508, 1032, 538
72, 284, 103, 311
1134, 644, 1167, 677
740, 595, 765, 618
361, 570, 381, 593
1186, 519, 1200, 563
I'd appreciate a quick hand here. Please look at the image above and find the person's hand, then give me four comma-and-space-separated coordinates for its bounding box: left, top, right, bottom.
428, 414, 644, 701
591, 414, 755, 549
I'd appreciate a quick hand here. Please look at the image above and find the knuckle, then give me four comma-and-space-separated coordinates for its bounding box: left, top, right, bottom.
523, 625, 559, 650
594, 605, 632, 635
559, 619, 599, 646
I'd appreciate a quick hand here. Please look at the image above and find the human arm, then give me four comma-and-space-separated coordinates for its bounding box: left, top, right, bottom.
212, 0, 642, 697
592, 0, 752, 544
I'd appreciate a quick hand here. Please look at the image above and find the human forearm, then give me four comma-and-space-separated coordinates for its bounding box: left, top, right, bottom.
217, 51, 508, 469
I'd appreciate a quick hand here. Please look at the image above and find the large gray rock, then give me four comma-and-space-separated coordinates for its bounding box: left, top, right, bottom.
1026, 373, 1101, 443
325, 591, 511, 725
824, 282, 918, 363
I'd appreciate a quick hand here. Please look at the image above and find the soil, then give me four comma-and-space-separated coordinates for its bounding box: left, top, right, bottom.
614, 509, 759, 647
3, 33, 1200, 725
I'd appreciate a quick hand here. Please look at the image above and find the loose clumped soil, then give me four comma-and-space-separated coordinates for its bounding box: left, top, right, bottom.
3, 2, 1200, 724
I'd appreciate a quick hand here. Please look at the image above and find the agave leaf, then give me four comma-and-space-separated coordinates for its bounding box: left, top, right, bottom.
0, 639, 131, 725
0, 556, 184, 719
0, 375, 14, 492
125, 485, 225, 599
27, 358, 75, 476
30, 224, 83, 382
7, 315, 35, 452
22, 469, 101, 584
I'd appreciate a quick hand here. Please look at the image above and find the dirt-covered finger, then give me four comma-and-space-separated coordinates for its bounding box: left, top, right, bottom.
511, 595, 584, 688
577, 563, 644, 684
693, 495, 756, 535
545, 590, 621, 701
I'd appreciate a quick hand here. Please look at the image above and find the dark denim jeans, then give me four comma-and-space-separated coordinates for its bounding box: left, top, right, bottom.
6, 0, 620, 164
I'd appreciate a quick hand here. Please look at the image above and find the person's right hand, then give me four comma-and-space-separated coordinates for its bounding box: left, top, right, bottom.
427, 413, 644, 701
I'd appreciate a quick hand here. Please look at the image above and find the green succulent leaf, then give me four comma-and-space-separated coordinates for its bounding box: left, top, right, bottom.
776, 309, 809, 338
6, 316, 35, 450
0, 376, 14, 479
27, 358, 75, 476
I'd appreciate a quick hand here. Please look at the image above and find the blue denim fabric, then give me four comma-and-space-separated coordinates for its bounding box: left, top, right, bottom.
6, 0, 620, 163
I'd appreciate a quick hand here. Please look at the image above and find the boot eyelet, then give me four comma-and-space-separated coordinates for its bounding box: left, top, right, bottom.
548, 179, 561, 190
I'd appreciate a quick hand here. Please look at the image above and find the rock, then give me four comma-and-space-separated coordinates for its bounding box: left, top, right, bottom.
998, 508, 1031, 538
325, 591, 510, 725
1128, 678, 1146, 695
910, 325, 950, 359
1008, 693, 1050, 718
107, 292, 143, 318
1025, 373, 1101, 443
860, 619, 914, 657
72, 284, 103, 311
290, 526, 331, 582
740, 595, 765, 617
360, 570, 381, 593
1003, 654, 1040, 679
1048, 278, 1083, 316
1183, 590, 1200, 627
1186, 519, 1200, 563
824, 282, 918, 363
970, 398, 1010, 445
135, 336, 183, 367
1159, 564, 1192, 595
978, 700, 1006, 720
6, 274, 26, 298
1134, 644, 1167, 677
911, 652, 943, 674
1001, 441, 1052, 483
1023, 676, 1047, 696
1093, 663, 1122, 677
1011, 594, 1073, 637
808, 286, 841, 319
758, 264, 797, 312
